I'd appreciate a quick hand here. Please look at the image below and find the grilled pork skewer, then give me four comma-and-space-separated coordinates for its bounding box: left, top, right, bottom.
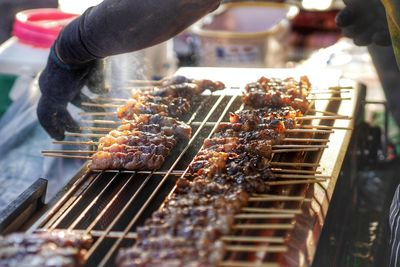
0, 230, 92, 267
115, 75, 335, 266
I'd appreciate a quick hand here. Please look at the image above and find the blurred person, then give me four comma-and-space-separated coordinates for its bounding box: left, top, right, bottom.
336, 1, 400, 266
37, 0, 222, 141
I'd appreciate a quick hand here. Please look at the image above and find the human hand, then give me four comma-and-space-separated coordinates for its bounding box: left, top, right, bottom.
336, 0, 391, 46
37, 45, 107, 140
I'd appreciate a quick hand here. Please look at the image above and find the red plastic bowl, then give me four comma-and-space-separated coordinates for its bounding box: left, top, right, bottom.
12, 8, 78, 48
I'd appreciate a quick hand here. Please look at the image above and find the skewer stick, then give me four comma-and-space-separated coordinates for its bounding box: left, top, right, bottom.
218, 261, 278, 267
241, 207, 302, 214
221, 236, 285, 243
248, 195, 311, 202
80, 127, 114, 132
271, 169, 321, 174
296, 115, 350, 120
274, 174, 331, 179
272, 145, 327, 149
127, 79, 162, 86
266, 179, 326, 186
40, 146, 326, 156
42, 150, 95, 155
81, 102, 121, 108
234, 214, 295, 219
41, 153, 92, 160
282, 138, 329, 143
272, 148, 320, 153
53, 141, 99, 146
269, 162, 319, 167
309, 90, 351, 94
224, 245, 288, 253
65, 133, 104, 138
285, 129, 333, 134
82, 119, 122, 125
79, 112, 117, 117
94, 97, 129, 103
328, 86, 353, 90
232, 224, 294, 230
307, 108, 349, 117
306, 97, 351, 101
300, 125, 352, 130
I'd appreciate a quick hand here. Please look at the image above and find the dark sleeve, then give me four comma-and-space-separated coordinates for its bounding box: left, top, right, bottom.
57, 0, 221, 64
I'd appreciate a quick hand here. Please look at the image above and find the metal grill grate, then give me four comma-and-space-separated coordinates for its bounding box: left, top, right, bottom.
27, 73, 358, 267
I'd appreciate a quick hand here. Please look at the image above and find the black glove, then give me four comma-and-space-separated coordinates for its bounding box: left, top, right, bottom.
38, 46, 107, 140
336, 0, 391, 46
38, 0, 222, 140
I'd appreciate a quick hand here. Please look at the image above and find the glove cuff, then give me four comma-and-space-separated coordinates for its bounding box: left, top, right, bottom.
56, 8, 99, 65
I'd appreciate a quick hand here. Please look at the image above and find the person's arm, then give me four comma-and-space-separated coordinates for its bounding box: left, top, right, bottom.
38, 0, 222, 140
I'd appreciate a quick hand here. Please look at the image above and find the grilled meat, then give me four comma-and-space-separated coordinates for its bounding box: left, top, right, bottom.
117, 95, 190, 119
0, 230, 92, 267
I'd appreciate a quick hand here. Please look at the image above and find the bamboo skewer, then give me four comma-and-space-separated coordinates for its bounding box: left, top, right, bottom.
80, 127, 114, 132
328, 86, 353, 90
307, 108, 349, 117
234, 214, 295, 219
65, 133, 104, 138
53, 141, 99, 146
51, 138, 329, 146
79, 112, 117, 117
272, 144, 327, 149
267, 179, 326, 186
272, 148, 320, 153
285, 129, 333, 134
224, 245, 288, 253
127, 79, 162, 86
42, 143, 328, 155
309, 90, 351, 94
82, 119, 122, 125
41, 147, 325, 157
232, 224, 294, 230
218, 261, 278, 267
295, 115, 350, 120
241, 207, 302, 214
94, 97, 129, 103
41, 153, 91, 160
300, 125, 352, 131
42, 150, 95, 155
274, 174, 331, 179
269, 162, 319, 167
82, 103, 121, 108
271, 169, 321, 174
306, 97, 351, 101
282, 138, 329, 143
248, 195, 311, 202
221, 236, 285, 243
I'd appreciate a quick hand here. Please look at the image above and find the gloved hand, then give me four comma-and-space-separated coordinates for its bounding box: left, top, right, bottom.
38, 0, 222, 140
336, 0, 391, 46
38, 45, 107, 140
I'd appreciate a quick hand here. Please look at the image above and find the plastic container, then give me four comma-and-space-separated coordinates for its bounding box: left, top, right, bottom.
0, 9, 77, 112
191, 2, 299, 68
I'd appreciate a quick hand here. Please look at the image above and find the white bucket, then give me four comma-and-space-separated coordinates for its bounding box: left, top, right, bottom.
191, 2, 299, 68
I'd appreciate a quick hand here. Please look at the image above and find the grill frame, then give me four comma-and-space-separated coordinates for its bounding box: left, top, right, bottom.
18, 67, 360, 267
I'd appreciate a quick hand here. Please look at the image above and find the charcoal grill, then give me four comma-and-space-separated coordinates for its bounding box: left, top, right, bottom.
4, 68, 361, 267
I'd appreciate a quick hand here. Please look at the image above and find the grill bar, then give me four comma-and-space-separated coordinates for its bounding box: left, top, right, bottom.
98, 95, 234, 267
84, 172, 153, 260
23, 69, 358, 267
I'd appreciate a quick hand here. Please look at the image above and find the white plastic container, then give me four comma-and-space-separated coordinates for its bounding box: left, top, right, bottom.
0, 9, 77, 77
191, 2, 299, 68
0, 9, 76, 103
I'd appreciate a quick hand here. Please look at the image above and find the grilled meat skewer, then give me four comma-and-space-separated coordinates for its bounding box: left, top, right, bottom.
0, 230, 92, 267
